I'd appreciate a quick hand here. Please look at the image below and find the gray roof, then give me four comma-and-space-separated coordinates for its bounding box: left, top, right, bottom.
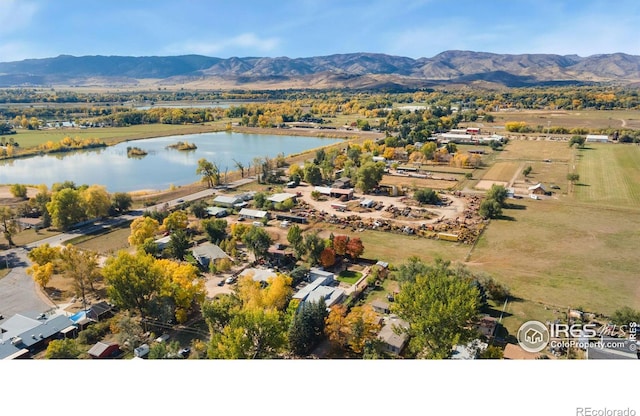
378, 317, 409, 350
213, 195, 242, 204
267, 193, 297, 203
238, 208, 268, 218
240, 268, 277, 283
192, 242, 231, 262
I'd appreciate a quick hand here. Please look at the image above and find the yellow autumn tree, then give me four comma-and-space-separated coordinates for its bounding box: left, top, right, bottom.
157, 259, 205, 323
27, 262, 55, 289
128, 216, 160, 246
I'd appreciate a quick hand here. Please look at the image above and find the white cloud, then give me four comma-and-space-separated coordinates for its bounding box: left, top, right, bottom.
165, 33, 281, 56
0, 0, 39, 35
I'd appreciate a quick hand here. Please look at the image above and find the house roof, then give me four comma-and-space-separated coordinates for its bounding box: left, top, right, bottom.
371, 299, 390, 311
528, 183, 546, 191
267, 193, 297, 203
238, 208, 268, 218
213, 195, 242, 204
206, 207, 228, 216
503, 343, 541, 360
88, 341, 119, 358
240, 267, 277, 283
192, 242, 231, 262
309, 267, 334, 279
314, 186, 332, 195
378, 317, 409, 350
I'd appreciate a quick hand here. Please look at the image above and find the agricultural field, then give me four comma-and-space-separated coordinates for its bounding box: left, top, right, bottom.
467, 198, 640, 317
486, 109, 640, 130
574, 143, 640, 207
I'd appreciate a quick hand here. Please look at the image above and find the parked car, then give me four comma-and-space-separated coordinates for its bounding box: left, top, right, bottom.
225, 276, 236, 284
217, 279, 225, 286
179, 347, 191, 357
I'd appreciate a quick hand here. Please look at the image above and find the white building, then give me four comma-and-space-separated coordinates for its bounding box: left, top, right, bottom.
586, 134, 609, 143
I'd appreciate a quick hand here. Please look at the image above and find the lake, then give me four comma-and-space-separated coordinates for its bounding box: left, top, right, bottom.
0, 132, 344, 193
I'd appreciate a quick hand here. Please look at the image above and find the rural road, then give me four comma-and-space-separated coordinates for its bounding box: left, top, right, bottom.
0, 186, 219, 320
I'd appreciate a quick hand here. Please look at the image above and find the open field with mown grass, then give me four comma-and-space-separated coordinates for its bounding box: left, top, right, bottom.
485, 109, 640, 130
10, 122, 227, 149
478, 161, 521, 183
496, 139, 574, 163
467, 198, 640, 317
574, 143, 640, 208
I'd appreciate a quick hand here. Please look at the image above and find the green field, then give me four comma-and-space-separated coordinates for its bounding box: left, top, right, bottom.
9, 123, 226, 149
467, 198, 640, 316
574, 144, 640, 207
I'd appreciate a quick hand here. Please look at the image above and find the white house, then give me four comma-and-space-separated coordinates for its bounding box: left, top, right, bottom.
212, 195, 243, 208
191, 242, 232, 268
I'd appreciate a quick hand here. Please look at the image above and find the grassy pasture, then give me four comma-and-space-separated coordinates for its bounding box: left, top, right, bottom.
574, 144, 640, 207
467, 198, 640, 316
496, 139, 573, 163
10, 123, 225, 149
479, 161, 521, 182
487, 109, 640, 130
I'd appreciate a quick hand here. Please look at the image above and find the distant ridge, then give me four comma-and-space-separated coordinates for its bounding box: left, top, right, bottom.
1, 51, 638, 89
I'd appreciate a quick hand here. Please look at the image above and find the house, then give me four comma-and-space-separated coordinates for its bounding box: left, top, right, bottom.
332, 177, 352, 189
88, 341, 121, 359
267, 193, 297, 205
87, 301, 114, 321
371, 299, 390, 314
378, 316, 409, 356
314, 186, 332, 196
154, 235, 171, 251
330, 188, 354, 201
308, 267, 335, 284
293, 277, 345, 308
585, 134, 609, 143
16, 217, 44, 230
503, 343, 541, 359
239, 267, 278, 284
238, 208, 269, 220
0, 311, 76, 358
206, 207, 228, 218
212, 195, 243, 208
528, 183, 547, 195
191, 242, 232, 269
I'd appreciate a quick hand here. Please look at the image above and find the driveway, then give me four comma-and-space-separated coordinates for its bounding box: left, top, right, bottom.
0, 247, 54, 319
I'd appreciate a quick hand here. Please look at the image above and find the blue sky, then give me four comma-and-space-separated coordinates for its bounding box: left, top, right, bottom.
1, 0, 639, 62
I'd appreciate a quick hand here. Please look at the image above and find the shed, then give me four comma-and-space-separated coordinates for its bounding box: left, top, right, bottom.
88, 341, 121, 359
585, 134, 609, 143
528, 183, 547, 195
213, 195, 243, 208
267, 193, 297, 204
371, 300, 390, 314
238, 208, 269, 220
314, 186, 332, 196
330, 188, 354, 200
360, 199, 375, 208
206, 207, 228, 218
378, 316, 409, 356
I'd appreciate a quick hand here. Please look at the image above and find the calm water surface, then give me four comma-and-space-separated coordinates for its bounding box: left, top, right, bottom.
0, 132, 343, 192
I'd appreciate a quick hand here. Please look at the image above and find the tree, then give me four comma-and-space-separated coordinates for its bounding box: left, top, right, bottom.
332, 235, 349, 256
286, 224, 306, 259
112, 192, 133, 214
236, 273, 292, 311
242, 226, 272, 261
202, 218, 228, 243
325, 303, 349, 349
392, 260, 481, 358
479, 199, 503, 219
190, 200, 208, 219
112, 313, 146, 352
196, 158, 218, 188
345, 237, 364, 260
414, 188, 440, 205
102, 251, 167, 320
569, 135, 586, 148
232, 159, 245, 178
128, 216, 160, 247
304, 232, 325, 266
303, 163, 322, 185
288, 299, 328, 356
27, 262, 55, 289
480, 345, 504, 359
0, 207, 17, 247
523, 165, 533, 177
10, 184, 27, 199
486, 184, 508, 207
47, 188, 85, 230
344, 305, 381, 354
319, 247, 336, 268
355, 161, 386, 194
567, 173, 580, 183
611, 307, 640, 326
45, 339, 80, 359
81, 185, 111, 219
202, 294, 242, 333
168, 229, 190, 261
162, 210, 188, 234
156, 259, 205, 323
58, 245, 102, 299
208, 309, 287, 359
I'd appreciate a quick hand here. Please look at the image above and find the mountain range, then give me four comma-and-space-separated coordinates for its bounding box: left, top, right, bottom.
1, 51, 639, 89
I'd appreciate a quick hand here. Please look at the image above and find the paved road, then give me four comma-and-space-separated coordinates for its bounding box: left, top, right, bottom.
0, 187, 220, 320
